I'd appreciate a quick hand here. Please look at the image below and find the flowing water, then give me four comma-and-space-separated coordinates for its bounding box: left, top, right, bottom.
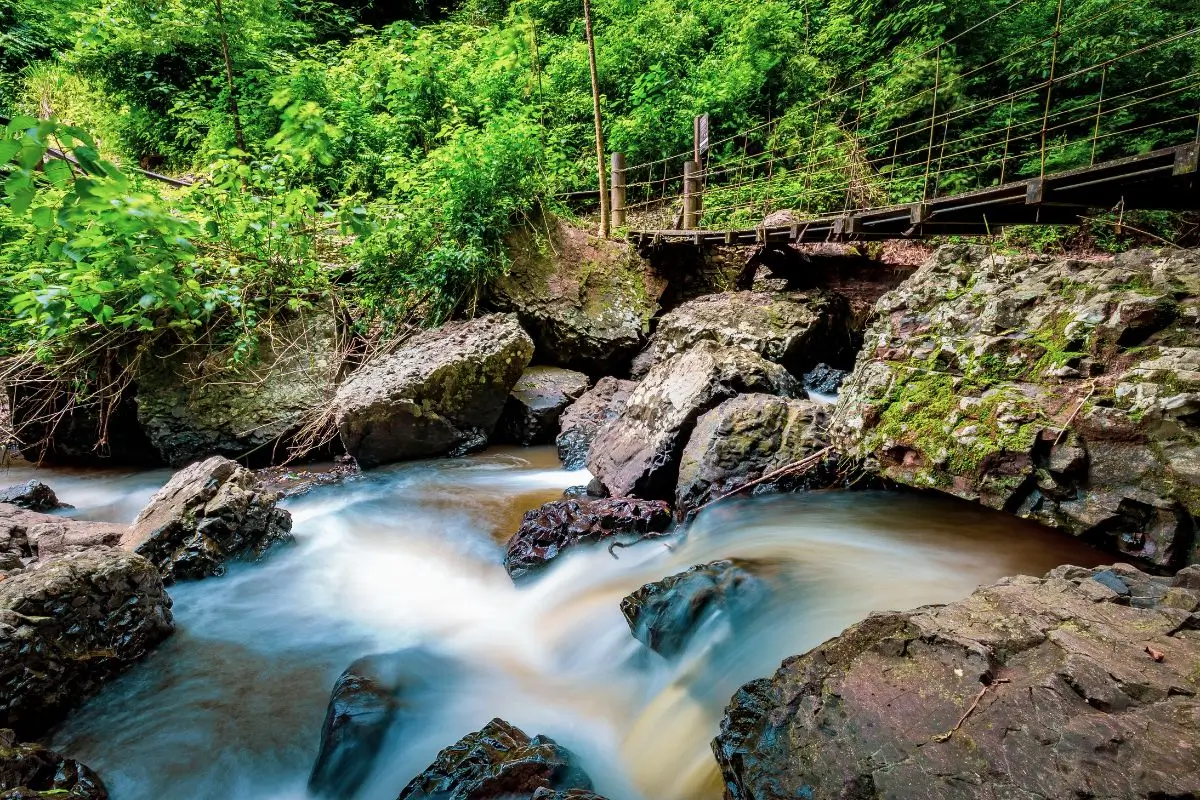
6, 447, 1107, 800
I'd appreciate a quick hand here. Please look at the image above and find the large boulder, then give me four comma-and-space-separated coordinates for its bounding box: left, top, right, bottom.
123, 456, 293, 583
335, 314, 534, 468
675, 394, 831, 516
0, 549, 173, 739
504, 498, 672, 581
136, 312, 345, 467
555, 378, 636, 470
396, 718, 594, 800
832, 246, 1200, 569
630, 290, 851, 379
0, 482, 65, 513
0, 729, 107, 799
0, 505, 125, 565
489, 219, 666, 374
588, 342, 801, 500
496, 367, 591, 446
620, 560, 769, 658
713, 562, 1200, 800
309, 649, 449, 800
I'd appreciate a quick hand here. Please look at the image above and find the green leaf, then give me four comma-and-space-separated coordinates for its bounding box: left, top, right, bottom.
0, 138, 20, 165
44, 159, 74, 188
30, 206, 55, 230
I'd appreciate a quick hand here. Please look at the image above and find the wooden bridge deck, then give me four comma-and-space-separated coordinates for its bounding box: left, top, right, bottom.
629, 143, 1200, 247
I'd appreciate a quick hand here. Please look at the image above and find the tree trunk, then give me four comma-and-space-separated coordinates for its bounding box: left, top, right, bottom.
214, 0, 247, 154
583, 0, 610, 238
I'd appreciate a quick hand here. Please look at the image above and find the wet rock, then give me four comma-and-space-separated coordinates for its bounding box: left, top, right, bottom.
832, 246, 1200, 569
396, 718, 594, 800
802, 363, 849, 396
620, 560, 769, 658
530, 791, 609, 800
555, 378, 636, 471
310, 649, 449, 800
0, 729, 107, 798
630, 290, 850, 379
675, 394, 830, 516
489, 219, 665, 374
136, 312, 346, 467
0, 504, 125, 564
254, 460, 359, 498
713, 562, 1200, 800
124, 456, 293, 583
588, 342, 800, 500
0, 549, 173, 739
497, 368, 591, 447
504, 498, 672, 581
0, 482, 65, 513
335, 314, 534, 469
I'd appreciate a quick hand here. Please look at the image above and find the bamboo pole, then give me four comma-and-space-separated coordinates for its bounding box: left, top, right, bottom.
611, 152, 626, 227
583, 0, 610, 238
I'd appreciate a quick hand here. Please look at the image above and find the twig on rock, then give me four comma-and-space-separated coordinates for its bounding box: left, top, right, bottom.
1055, 382, 1096, 445
692, 446, 834, 515
932, 678, 1010, 743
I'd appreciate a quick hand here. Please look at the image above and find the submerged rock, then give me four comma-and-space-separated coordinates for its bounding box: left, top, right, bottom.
630, 290, 850, 378
489, 219, 665, 374
620, 560, 769, 658
504, 498, 672, 581
555, 377, 636, 470
833, 246, 1200, 569
529, 791, 609, 800
497, 367, 592, 446
124, 456, 293, 582
310, 649, 449, 800
0, 549, 173, 739
0, 729, 108, 799
335, 314, 534, 468
136, 312, 345, 467
588, 342, 800, 500
675, 394, 831, 516
396, 718, 594, 800
0, 504, 125, 565
713, 562, 1200, 800
0, 481, 65, 513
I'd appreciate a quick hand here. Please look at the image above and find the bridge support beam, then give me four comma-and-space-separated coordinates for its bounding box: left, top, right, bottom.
683, 160, 701, 230
611, 153, 627, 228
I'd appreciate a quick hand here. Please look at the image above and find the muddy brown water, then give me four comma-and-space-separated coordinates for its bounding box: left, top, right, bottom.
0, 447, 1105, 799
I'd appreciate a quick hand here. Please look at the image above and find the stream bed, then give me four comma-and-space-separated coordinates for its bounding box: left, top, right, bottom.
4, 447, 1106, 800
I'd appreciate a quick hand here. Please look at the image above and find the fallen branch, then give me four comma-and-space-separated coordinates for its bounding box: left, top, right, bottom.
1055, 381, 1096, 445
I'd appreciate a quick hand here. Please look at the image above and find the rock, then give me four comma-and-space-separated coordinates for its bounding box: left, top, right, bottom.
7, 380, 160, 467
0, 549, 173, 739
497, 368, 591, 446
620, 560, 769, 658
0, 729, 107, 798
124, 456, 293, 583
629, 290, 850, 379
530, 791, 609, 800
489, 219, 665, 374
588, 342, 801, 500
504, 498, 672, 581
254, 460, 359, 498
0, 482, 65, 513
0, 505, 125, 565
396, 718, 594, 800
555, 378, 636, 470
832, 246, 1200, 569
309, 649, 449, 800
136, 312, 345, 467
713, 562, 1200, 800
675, 394, 831, 516
335, 314, 534, 469
802, 363, 849, 396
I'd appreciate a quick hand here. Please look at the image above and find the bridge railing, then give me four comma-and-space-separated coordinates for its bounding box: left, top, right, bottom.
616, 0, 1200, 233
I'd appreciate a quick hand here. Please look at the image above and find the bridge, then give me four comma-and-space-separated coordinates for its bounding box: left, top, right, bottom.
610, 0, 1200, 247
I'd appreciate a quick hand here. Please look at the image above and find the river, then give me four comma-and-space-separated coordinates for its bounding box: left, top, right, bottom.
2, 447, 1105, 800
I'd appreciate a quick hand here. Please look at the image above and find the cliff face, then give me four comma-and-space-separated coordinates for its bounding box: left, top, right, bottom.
832, 246, 1200, 570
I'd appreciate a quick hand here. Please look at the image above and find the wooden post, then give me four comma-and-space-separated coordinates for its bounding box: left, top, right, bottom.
611, 152, 626, 228
683, 160, 701, 230
583, 0, 610, 238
